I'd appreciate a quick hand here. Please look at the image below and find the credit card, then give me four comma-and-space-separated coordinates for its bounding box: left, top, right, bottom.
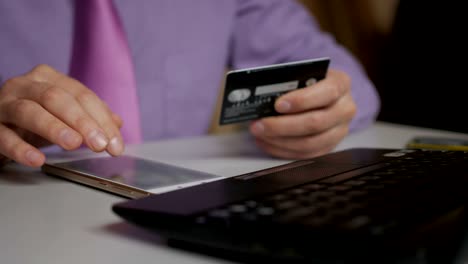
219, 57, 330, 125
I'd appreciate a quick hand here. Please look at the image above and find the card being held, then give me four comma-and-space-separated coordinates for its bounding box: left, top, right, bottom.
219, 57, 330, 125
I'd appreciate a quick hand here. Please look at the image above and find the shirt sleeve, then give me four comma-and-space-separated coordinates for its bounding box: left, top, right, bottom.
230, 0, 380, 132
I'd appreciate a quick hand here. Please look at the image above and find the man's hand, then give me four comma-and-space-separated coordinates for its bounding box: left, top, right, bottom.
0, 64, 124, 167
249, 69, 356, 159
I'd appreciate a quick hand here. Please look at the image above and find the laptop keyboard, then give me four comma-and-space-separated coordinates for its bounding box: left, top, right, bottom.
194, 150, 468, 237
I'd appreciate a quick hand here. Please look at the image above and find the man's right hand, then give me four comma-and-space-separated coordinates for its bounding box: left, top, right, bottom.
0, 64, 124, 167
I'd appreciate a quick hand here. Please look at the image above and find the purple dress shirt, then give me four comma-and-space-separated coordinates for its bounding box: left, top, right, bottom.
0, 0, 380, 141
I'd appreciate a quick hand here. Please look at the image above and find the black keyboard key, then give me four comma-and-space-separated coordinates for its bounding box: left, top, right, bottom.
229, 204, 248, 214
301, 214, 333, 228
207, 209, 231, 227
359, 175, 381, 181
340, 215, 371, 230
327, 195, 352, 206
287, 188, 307, 196
275, 206, 319, 223
343, 180, 366, 186
256, 206, 275, 217
245, 200, 258, 209
328, 185, 352, 192
275, 200, 300, 211
347, 190, 368, 199
302, 183, 327, 191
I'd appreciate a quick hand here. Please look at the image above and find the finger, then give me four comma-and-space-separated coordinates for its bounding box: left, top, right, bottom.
63, 82, 124, 156
20, 65, 121, 153
250, 93, 355, 138
275, 69, 351, 114
13, 79, 110, 152
255, 123, 349, 157
1, 99, 83, 150
27, 65, 123, 155
0, 123, 45, 167
112, 113, 123, 129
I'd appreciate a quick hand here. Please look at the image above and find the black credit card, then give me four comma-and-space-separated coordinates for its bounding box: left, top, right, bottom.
219, 57, 330, 125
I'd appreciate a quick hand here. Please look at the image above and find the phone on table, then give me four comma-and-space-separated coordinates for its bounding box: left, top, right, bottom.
41, 156, 220, 199
406, 136, 468, 151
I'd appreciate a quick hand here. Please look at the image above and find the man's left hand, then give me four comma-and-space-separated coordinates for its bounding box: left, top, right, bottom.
249, 69, 356, 159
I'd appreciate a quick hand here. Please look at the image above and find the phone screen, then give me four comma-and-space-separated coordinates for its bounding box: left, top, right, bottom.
44, 156, 219, 192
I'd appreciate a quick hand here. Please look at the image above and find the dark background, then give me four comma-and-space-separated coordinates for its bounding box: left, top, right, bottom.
301, 0, 468, 133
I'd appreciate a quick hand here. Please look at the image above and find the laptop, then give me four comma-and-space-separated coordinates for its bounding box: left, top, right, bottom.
112, 148, 468, 263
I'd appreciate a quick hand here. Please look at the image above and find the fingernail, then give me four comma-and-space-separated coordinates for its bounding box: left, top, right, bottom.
251, 121, 265, 135
59, 128, 81, 148
276, 100, 291, 113
87, 130, 108, 150
25, 150, 42, 165
107, 137, 124, 156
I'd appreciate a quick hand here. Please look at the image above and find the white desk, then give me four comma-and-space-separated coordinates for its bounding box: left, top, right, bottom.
2, 122, 468, 264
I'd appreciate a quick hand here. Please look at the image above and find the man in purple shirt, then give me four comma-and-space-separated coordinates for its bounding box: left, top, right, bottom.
0, 0, 380, 167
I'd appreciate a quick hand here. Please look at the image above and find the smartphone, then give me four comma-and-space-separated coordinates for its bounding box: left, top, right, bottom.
219, 57, 330, 125
41, 156, 220, 198
406, 136, 468, 151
